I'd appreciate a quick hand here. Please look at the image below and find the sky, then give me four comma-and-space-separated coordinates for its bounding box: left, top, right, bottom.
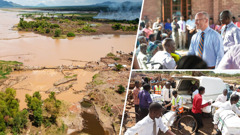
6, 0, 142, 6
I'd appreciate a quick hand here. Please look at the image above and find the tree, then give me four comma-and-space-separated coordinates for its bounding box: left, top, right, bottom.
43, 92, 61, 124
54, 29, 61, 37
0, 114, 6, 132
25, 92, 43, 127
12, 110, 28, 133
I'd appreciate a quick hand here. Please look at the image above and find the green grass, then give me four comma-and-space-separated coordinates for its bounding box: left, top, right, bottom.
64, 74, 77, 79
106, 53, 115, 57
0, 60, 23, 79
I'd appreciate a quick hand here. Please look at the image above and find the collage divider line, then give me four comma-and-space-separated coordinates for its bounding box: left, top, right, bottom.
119, 0, 146, 134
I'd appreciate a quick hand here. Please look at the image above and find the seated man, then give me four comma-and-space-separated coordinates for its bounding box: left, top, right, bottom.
125, 102, 175, 135
137, 43, 148, 69
165, 91, 183, 113
215, 89, 228, 103
149, 38, 176, 69
213, 94, 240, 129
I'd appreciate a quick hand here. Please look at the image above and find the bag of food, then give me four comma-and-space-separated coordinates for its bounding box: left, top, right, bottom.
162, 111, 176, 127
218, 110, 240, 135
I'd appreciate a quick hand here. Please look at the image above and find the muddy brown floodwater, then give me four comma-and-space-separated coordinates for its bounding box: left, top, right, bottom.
2, 69, 98, 110
0, 10, 136, 67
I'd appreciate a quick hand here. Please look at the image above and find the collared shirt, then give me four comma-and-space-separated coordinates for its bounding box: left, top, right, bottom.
125, 115, 169, 135
188, 26, 224, 67
171, 21, 179, 33
177, 20, 186, 32
192, 94, 209, 114
215, 94, 227, 103
213, 101, 240, 124
221, 22, 240, 53
152, 22, 164, 33
192, 89, 199, 99
133, 87, 140, 105
137, 51, 148, 69
162, 88, 172, 102
138, 90, 152, 109
217, 44, 240, 69
150, 51, 176, 69
186, 19, 195, 30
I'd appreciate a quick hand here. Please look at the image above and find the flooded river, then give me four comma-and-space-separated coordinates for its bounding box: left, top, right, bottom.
0, 10, 136, 67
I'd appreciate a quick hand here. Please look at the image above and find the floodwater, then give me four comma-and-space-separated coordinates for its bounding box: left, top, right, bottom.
0, 10, 136, 67
70, 112, 108, 135
4, 69, 98, 110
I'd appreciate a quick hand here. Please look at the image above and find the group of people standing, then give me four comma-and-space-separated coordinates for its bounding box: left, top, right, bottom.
135, 10, 240, 69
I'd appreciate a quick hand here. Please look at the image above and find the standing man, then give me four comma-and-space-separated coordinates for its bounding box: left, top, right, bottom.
152, 17, 164, 34
125, 102, 175, 135
172, 17, 180, 49
162, 82, 173, 110
138, 83, 153, 120
133, 81, 140, 122
186, 15, 196, 48
192, 86, 211, 134
154, 83, 162, 95
177, 16, 186, 49
220, 10, 240, 53
188, 11, 224, 69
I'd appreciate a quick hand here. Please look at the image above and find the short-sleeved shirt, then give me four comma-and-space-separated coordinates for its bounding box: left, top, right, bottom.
138, 90, 153, 109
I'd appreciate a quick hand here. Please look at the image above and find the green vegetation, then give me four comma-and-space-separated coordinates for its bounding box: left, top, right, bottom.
0, 88, 63, 134
113, 57, 120, 61
112, 23, 138, 31
80, 101, 92, 108
54, 29, 61, 37
77, 25, 96, 33
115, 64, 124, 71
92, 73, 99, 80
0, 88, 28, 134
67, 32, 76, 37
106, 53, 115, 57
117, 85, 125, 94
0, 60, 23, 79
64, 74, 77, 78
101, 103, 113, 116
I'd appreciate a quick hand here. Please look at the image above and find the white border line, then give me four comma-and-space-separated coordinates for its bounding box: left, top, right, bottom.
119, 0, 145, 134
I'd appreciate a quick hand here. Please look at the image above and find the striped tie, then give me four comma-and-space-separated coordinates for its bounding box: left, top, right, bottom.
198, 32, 204, 58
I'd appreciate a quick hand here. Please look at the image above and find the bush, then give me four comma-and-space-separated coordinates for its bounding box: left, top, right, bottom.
77, 25, 96, 33
54, 29, 61, 37
117, 85, 125, 94
46, 29, 50, 33
115, 64, 123, 71
77, 20, 86, 25
107, 53, 115, 57
67, 32, 75, 37
112, 23, 122, 30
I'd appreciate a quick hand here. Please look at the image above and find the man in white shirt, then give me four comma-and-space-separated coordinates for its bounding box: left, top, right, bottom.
186, 15, 196, 48
177, 16, 186, 49
162, 82, 173, 110
149, 38, 176, 69
215, 89, 228, 103
213, 94, 240, 128
152, 17, 164, 34
125, 102, 175, 135
137, 43, 148, 69
192, 89, 199, 99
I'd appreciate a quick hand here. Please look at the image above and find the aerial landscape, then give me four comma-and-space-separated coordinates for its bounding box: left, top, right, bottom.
0, 0, 142, 134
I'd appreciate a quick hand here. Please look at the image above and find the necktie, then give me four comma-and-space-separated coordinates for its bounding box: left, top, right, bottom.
198, 32, 204, 58
153, 119, 157, 135
222, 26, 228, 39
169, 89, 171, 98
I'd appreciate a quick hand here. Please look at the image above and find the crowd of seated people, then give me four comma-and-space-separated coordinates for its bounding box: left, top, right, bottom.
134, 10, 240, 69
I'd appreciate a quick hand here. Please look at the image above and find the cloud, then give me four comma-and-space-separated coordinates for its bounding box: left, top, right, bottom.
6, 0, 142, 6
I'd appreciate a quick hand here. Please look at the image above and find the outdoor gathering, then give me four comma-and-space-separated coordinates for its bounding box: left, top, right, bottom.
122, 71, 240, 135
134, 0, 240, 69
